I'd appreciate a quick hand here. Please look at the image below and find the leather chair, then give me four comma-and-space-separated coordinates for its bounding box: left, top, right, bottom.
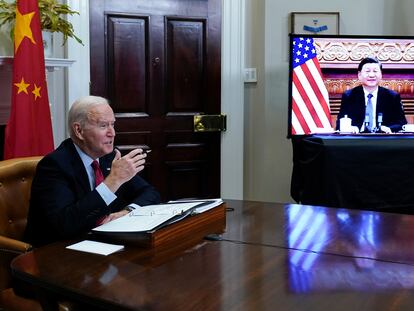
0, 156, 43, 311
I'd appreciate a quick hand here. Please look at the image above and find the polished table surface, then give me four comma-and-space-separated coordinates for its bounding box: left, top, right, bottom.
291, 134, 414, 212
12, 200, 414, 311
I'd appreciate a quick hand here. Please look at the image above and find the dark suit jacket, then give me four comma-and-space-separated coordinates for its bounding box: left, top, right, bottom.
24, 139, 160, 246
336, 85, 407, 132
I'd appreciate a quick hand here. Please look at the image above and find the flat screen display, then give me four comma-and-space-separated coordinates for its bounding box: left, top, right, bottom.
288, 34, 414, 137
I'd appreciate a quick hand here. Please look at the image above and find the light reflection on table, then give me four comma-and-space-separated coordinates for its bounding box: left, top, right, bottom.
286, 204, 414, 292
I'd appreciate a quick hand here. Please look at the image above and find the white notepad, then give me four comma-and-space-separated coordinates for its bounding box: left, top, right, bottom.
93, 202, 200, 232
92, 199, 224, 233
66, 240, 124, 256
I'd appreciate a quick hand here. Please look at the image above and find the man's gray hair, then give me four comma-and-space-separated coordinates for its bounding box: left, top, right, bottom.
68, 96, 109, 138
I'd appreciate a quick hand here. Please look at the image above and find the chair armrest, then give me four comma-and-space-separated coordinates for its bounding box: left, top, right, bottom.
0, 235, 32, 253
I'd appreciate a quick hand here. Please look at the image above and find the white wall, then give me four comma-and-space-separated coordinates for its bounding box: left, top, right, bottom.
243, 0, 414, 203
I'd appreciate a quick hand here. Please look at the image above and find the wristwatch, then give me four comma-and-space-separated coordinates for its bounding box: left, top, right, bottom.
123, 205, 135, 212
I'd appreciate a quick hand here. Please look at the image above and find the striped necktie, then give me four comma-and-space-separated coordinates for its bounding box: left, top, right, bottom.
92, 160, 106, 225
365, 93, 374, 131
91, 160, 104, 186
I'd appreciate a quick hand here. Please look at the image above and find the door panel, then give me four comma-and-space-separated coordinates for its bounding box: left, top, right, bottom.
90, 0, 221, 201
107, 14, 149, 113
166, 18, 206, 112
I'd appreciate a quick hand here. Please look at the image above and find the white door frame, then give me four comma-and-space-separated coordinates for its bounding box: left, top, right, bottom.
220, 0, 245, 199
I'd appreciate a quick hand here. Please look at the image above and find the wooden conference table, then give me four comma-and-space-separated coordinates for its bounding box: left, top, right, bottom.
11, 200, 414, 311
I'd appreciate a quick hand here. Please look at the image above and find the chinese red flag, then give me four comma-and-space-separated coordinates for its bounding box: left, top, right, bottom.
3, 0, 54, 159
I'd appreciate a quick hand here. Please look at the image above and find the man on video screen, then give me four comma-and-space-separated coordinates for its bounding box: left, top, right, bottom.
336, 57, 407, 133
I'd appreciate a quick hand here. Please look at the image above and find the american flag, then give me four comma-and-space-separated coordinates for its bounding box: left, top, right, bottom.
291, 37, 332, 135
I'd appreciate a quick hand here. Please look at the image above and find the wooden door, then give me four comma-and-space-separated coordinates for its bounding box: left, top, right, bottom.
89, 0, 221, 201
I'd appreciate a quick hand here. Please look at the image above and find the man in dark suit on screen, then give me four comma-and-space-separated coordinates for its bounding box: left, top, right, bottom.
336, 57, 407, 133
24, 96, 160, 247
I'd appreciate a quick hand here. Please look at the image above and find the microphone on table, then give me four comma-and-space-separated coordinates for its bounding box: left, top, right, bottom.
375, 113, 385, 133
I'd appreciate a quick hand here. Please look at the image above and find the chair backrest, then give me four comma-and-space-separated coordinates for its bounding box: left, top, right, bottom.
0, 157, 45, 310
0, 156, 42, 240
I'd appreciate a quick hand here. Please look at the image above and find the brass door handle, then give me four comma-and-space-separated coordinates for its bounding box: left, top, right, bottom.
193, 114, 226, 132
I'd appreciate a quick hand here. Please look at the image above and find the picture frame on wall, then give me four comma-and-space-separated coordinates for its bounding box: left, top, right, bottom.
291, 12, 340, 35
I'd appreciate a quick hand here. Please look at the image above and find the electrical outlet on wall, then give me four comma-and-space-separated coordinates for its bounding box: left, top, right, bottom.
244, 67, 257, 83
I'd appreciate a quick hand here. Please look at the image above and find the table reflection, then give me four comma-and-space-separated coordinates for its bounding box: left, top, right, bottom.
286, 204, 414, 292
288, 251, 414, 293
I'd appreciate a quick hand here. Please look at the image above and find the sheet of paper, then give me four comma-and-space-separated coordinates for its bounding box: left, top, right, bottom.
66, 240, 124, 256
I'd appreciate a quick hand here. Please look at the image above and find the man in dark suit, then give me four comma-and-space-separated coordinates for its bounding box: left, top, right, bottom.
336, 57, 407, 133
24, 96, 160, 246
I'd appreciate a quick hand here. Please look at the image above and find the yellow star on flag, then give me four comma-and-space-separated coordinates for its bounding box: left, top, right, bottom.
32, 84, 42, 100
14, 77, 30, 95
14, 7, 36, 53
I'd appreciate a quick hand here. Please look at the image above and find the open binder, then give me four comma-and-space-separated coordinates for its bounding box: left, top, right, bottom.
90, 199, 226, 248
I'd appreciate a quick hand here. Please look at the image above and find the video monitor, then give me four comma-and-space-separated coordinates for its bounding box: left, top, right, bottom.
288, 34, 414, 137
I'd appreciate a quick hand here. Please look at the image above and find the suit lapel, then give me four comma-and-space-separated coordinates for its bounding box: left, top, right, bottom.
376, 86, 385, 115
64, 140, 92, 192
356, 86, 366, 121
73, 158, 91, 191
99, 151, 115, 178
100, 159, 111, 178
